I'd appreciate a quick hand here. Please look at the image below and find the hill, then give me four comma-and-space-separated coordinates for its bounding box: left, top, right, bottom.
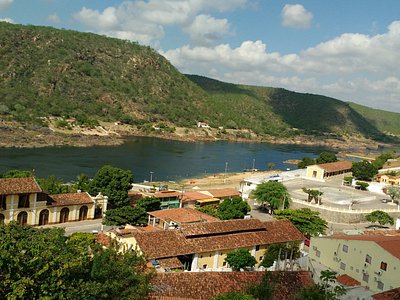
0, 22, 398, 147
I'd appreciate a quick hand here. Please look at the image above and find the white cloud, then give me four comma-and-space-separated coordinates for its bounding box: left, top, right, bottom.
184, 14, 231, 46
0, 0, 13, 11
0, 17, 13, 23
73, 7, 118, 30
47, 13, 60, 23
163, 20, 400, 112
281, 4, 313, 29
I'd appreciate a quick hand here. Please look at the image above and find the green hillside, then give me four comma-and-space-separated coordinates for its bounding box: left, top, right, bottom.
0, 22, 398, 143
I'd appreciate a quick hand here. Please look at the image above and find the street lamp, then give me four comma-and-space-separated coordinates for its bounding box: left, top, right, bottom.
150, 171, 154, 183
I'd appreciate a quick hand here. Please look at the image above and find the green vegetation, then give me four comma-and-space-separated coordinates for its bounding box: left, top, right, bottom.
197, 197, 250, 220
365, 210, 395, 227
252, 182, 291, 210
273, 208, 328, 236
0, 222, 150, 299
355, 181, 369, 190
214, 292, 255, 300
225, 249, 257, 271
302, 188, 323, 204
104, 206, 147, 226
260, 243, 301, 268
136, 196, 161, 212
315, 152, 337, 164
351, 161, 378, 180
385, 186, 400, 202
0, 22, 398, 142
297, 157, 316, 169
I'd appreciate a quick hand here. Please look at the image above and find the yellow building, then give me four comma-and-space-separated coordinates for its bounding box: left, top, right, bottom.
109, 218, 304, 272
0, 177, 108, 226
306, 161, 352, 181
309, 232, 400, 293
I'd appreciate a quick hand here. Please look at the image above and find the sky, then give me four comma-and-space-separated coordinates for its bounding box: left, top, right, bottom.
1, 0, 400, 112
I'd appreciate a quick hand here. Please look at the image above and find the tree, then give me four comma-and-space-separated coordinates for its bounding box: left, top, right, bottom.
104, 206, 147, 226
302, 188, 323, 204
74, 173, 91, 191
197, 204, 219, 218
372, 151, 396, 169
351, 161, 378, 180
267, 162, 275, 170
136, 196, 161, 212
316, 152, 337, 164
214, 292, 255, 300
37, 175, 71, 194
298, 157, 315, 169
0, 222, 150, 300
1, 169, 33, 178
260, 243, 300, 268
89, 165, 133, 208
274, 208, 328, 237
217, 196, 251, 220
355, 181, 369, 191
365, 210, 394, 227
252, 181, 290, 211
225, 249, 257, 271
385, 185, 400, 203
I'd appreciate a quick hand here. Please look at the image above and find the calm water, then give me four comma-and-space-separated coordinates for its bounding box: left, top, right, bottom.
0, 137, 323, 182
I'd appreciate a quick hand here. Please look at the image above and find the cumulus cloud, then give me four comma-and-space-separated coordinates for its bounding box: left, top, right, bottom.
281, 4, 313, 29
163, 20, 400, 112
184, 14, 231, 46
0, 17, 13, 23
0, 0, 13, 11
73, 0, 247, 47
47, 13, 60, 23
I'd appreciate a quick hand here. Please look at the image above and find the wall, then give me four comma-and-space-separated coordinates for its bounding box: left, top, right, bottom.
306, 166, 324, 181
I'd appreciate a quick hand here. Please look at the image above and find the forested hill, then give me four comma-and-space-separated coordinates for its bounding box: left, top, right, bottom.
0, 22, 398, 142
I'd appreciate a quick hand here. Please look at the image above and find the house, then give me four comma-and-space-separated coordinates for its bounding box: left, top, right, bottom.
197, 122, 210, 128
149, 271, 314, 300
309, 231, 400, 293
110, 218, 304, 272
0, 177, 107, 226
147, 207, 218, 229
154, 190, 182, 209
180, 188, 241, 208
180, 191, 215, 208
372, 287, 400, 299
376, 174, 400, 186
306, 161, 352, 181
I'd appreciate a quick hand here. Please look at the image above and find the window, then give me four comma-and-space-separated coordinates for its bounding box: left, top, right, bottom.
340, 262, 346, 270
259, 256, 263, 261
202, 264, 207, 269
223, 261, 227, 267
18, 194, 30, 208
380, 262, 387, 271
377, 281, 384, 290
316, 250, 321, 258
365, 254, 372, 264
362, 273, 369, 283
255, 245, 260, 251
0, 195, 6, 210
342, 244, 348, 253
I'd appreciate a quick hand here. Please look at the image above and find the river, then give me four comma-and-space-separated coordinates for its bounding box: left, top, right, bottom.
0, 137, 324, 182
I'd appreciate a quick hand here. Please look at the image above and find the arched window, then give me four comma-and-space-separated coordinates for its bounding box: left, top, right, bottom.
17, 211, 28, 225
78, 206, 88, 221
59, 207, 69, 223
0, 213, 5, 224
39, 209, 49, 226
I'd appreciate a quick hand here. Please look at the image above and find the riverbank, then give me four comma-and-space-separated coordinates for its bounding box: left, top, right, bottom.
0, 119, 389, 150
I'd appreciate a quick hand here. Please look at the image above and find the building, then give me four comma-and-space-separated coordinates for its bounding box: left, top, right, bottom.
306, 161, 352, 181
149, 271, 313, 300
111, 218, 304, 272
147, 207, 219, 229
309, 231, 400, 293
372, 287, 400, 299
154, 190, 182, 209
376, 174, 400, 186
0, 177, 107, 226
240, 173, 283, 199
180, 191, 215, 208
181, 188, 241, 208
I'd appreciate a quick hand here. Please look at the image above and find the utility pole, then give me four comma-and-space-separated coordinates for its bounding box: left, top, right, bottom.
224, 162, 228, 183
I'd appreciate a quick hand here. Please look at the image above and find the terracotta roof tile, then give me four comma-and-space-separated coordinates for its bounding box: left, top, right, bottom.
336, 274, 360, 287
154, 191, 182, 198
181, 192, 212, 203
317, 161, 353, 173
48, 192, 93, 207
149, 271, 313, 300
132, 219, 304, 259
373, 287, 400, 300
0, 177, 42, 194
156, 257, 184, 269
206, 188, 241, 198
96, 233, 111, 248
148, 208, 219, 224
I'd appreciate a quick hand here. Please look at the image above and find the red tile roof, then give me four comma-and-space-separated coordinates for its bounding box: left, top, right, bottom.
206, 188, 241, 198
148, 208, 219, 224
154, 191, 182, 198
156, 257, 184, 269
149, 271, 313, 300
373, 287, 400, 300
48, 192, 93, 207
317, 161, 353, 173
181, 192, 212, 203
132, 219, 304, 259
330, 235, 400, 259
0, 177, 42, 194
336, 274, 360, 287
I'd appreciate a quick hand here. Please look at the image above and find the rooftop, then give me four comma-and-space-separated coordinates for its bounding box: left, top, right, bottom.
206, 188, 240, 198
0, 177, 42, 195
148, 208, 219, 224
336, 274, 360, 287
316, 160, 353, 173
372, 287, 400, 300
131, 219, 304, 259
180, 191, 212, 203
149, 271, 313, 300
154, 190, 182, 199
48, 192, 94, 207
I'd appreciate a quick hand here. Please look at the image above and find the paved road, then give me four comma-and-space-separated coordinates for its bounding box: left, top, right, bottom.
40, 219, 113, 235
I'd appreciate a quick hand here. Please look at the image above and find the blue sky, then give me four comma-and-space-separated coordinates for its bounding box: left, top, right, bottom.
1, 0, 400, 112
